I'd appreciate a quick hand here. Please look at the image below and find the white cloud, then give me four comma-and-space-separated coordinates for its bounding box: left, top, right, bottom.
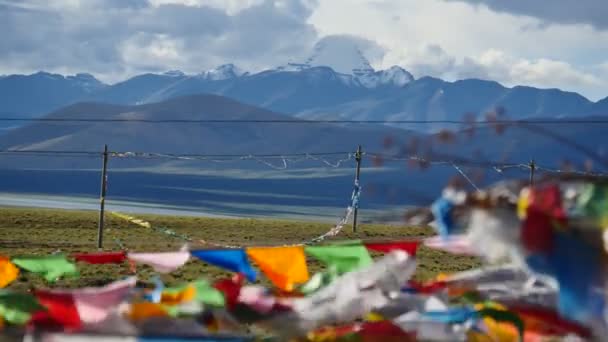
0, 0, 318, 81
384, 45, 456, 78
457, 49, 602, 90
148, 0, 265, 14
309, 0, 608, 100
0, 0, 607, 100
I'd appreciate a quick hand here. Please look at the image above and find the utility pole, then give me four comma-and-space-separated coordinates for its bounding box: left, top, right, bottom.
353, 145, 362, 233
529, 159, 536, 188
97, 144, 109, 249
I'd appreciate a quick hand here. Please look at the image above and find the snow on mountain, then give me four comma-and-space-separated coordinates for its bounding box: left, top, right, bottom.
305, 36, 375, 75
355, 66, 414, 88
66, 73, 106, 93
277, 37, 414, 89
199, 64, 247, 81
163, 70, 186, 77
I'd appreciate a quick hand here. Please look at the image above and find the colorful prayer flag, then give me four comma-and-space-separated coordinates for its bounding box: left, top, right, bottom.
305, 244, 372, 275
191, 249, 256, 282
364, 241, 420, 256
0, 256, 19, 288
127, 251, 190, 273
12, 255, 78, 282
246, 246, 309, 291
0, 291, 44, 325
72, 251, 127, 265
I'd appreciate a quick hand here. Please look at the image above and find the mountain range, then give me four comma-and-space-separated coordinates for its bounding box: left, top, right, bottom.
1, 40, 607, 217
2, 62, 606, 133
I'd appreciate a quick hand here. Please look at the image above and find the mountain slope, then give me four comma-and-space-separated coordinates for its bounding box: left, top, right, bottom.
0, 72, 106, 115
0, 94, 412, 169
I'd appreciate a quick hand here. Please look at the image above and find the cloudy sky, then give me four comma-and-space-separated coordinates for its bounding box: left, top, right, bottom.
1, 0, 607, 100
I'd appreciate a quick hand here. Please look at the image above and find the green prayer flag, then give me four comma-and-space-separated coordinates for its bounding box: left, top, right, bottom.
577, 184, 608, 222
305, 244, 373, 275
191, 279, 225, 307
0, 291, 44, 324
12, 254, 78, 282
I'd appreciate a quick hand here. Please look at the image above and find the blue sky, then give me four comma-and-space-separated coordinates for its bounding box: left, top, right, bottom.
1, 0, 607, 100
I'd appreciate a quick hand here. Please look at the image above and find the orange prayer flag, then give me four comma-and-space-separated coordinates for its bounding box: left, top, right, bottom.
246, 246, 309, 292
0, 256, 19, 288
161, 285, 196, 305
128, 302, 168, 321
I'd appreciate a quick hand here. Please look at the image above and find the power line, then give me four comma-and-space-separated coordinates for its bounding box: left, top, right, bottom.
1, 149, 607, 177
0, 117, 607, 124
0, 150, 351, 157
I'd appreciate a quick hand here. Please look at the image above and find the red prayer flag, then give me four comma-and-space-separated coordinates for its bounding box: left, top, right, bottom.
509, 304, 591, 338
364, 241, 420, 256
359, 321, 416, 342
72, 251, 127, 265
406, 280, 447, 294
213, 274, 245, 310
521, 208, 555, 253
31, 291, 81, 330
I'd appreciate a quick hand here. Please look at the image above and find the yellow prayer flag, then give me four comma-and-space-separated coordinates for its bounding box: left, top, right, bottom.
246, 246, 309, 292
517, 188, 531, 219
161, 285, 196, 305
0, 256, 19, 288
128, 302, 168, 321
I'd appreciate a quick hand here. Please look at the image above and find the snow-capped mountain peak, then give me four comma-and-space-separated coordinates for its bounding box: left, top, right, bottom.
304, 36, 374, 75
199, 64, 247, 81
276, 36, 413, 88
356, 66, 414, 88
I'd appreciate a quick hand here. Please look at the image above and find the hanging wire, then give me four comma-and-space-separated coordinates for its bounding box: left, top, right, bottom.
1, 148, 607, 177
2, 117, 608, 124
451, 163, 480, 191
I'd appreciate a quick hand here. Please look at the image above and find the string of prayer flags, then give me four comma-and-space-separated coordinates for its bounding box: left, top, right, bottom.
246, 246, 309, 292
364, 241, 420, 257
0, 257, 18, 288
72, 251, 127, 265
12, 255, 78, 282
191, 249, 257, 282
305, 245, 373, 275
127, 250, 190, 273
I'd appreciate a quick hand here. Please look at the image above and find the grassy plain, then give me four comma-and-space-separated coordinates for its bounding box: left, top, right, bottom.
0, 207, 480, 290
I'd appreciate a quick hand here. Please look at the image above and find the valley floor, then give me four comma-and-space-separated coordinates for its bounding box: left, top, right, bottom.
0, 207, 480, 289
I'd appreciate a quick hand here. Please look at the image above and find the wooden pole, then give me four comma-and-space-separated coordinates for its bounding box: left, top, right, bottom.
97, 144, 109, 249
352, 145, 362, 233
529, 159, 536, 188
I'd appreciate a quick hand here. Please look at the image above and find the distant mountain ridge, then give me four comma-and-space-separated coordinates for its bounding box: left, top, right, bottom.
1, 61, 606, 132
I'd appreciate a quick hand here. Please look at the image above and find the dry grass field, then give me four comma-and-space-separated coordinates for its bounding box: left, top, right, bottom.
0, 207, 480, 290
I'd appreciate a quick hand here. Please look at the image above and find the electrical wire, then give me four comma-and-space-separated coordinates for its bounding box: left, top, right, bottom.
0, 117, 607, 124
